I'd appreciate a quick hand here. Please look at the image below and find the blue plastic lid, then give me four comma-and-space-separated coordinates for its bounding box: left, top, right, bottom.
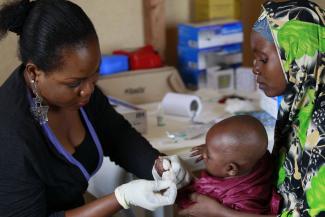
99, 55, 129, 75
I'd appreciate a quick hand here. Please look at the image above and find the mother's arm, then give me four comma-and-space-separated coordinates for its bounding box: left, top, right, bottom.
178, 193, 276, 217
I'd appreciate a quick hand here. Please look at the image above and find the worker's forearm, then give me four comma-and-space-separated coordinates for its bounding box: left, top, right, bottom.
65, 193, 122, 217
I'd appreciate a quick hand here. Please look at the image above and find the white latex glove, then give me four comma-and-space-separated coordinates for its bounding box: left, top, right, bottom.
114, 179, 177, 211
152, 155, 191, 189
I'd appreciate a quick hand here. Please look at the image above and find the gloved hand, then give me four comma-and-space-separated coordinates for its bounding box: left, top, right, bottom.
152, 155, 191, 189
114, 179, 177, 211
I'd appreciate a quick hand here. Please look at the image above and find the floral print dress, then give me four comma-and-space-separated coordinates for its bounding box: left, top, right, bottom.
261, 1, 325, 216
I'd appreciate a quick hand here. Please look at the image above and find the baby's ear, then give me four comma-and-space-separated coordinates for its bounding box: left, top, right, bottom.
226, 162, 239, 177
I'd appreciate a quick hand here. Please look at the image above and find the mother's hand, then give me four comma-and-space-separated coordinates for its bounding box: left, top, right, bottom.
178, 193, 226, 217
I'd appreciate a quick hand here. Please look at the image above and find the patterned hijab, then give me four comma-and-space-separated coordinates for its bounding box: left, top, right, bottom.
259, 1, 324, 216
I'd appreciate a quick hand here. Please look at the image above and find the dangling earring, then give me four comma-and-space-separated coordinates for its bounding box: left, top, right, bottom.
30, 79, 49, 125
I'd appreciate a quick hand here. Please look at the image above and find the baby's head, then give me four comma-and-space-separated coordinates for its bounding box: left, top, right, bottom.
203, 115, 268, 178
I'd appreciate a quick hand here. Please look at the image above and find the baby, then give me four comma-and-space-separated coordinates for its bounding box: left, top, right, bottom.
177, 115, 281, 215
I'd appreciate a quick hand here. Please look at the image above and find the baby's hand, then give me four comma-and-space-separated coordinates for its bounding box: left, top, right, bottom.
154, 157, 165, 177
153, 155, 191, 189
191, 144, 206, 163
154, 157, 172, 176
154, 157, 177, 184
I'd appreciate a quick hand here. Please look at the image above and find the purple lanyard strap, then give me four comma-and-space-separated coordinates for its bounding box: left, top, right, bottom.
27, 88, 104, 181
42, 108, 104, 181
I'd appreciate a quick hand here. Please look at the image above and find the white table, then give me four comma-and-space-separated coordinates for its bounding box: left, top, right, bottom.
141, 88, 234, 171
88, 89, 274, 217
141, 88, 276, 169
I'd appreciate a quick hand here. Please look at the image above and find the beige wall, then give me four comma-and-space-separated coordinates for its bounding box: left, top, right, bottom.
0, 0, 324, 85
74, 0, 145, 53
0, 0, 145, 85
314, 0, 325, 8
0, 32, 19, 84
165, 0, 325, 66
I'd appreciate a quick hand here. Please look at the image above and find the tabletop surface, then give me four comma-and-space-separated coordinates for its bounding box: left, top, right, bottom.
138, 89, 274, 170
87, 89, 276, 198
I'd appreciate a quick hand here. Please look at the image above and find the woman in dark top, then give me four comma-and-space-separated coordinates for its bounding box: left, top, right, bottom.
0, 0, 190, 216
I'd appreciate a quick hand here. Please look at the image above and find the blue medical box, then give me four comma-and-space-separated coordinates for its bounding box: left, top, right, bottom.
178, 43, 242, 71
178, 19, 243, 49
178, 44, 242, 89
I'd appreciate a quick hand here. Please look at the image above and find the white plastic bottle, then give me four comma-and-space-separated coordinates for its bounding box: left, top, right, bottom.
156, 104, 165, 127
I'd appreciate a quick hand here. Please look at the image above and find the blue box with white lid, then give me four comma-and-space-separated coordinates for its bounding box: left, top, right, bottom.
178, 43, 242, 89
178, 19, 243, 49
178, 43, 242, 71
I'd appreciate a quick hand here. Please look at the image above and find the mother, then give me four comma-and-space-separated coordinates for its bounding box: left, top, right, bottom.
180, 1, 324, 216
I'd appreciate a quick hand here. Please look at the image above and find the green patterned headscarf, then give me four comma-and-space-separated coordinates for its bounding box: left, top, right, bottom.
260, 1, 325, 216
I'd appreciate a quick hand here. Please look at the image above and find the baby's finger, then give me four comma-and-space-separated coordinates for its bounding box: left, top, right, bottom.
195, 155, 203, 163
191, 144, 205, 151
190, 150, 201, 157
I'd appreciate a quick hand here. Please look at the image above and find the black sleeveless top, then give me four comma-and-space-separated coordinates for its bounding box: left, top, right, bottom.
72, 128, 99, 175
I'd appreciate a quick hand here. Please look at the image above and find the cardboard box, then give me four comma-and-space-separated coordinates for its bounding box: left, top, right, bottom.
108, 96, 147, 134
97, 66, 187, 104
194, 0, 241, 21
178, 19, 243, 49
